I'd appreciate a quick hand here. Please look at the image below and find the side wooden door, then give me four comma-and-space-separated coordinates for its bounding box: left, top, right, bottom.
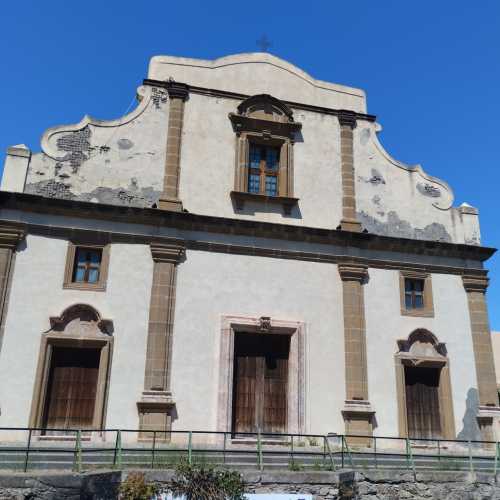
43, 347, 100, 433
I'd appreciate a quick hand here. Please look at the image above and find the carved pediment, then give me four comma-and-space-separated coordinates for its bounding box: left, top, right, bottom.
397, 329, 447, 366
229, 94, 301, 139
50, 304, 113, 336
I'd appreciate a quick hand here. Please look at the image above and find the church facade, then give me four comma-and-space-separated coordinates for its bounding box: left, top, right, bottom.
0, 53, 497, 444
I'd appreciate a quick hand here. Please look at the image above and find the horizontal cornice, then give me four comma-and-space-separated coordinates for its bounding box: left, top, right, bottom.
143, 78, 377, 123
0, 192, 495, 268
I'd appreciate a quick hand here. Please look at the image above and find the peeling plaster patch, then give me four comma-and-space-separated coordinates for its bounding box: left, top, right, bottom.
465, 234, 480, 246
81, 186, 161, 207
117, 138, 134, 150
417, 182, 441, 198
360, 128, 371, 145
56, 127, 92, 173
151, 87, 168, 109
357, 210, 452, 242
359, 168, 386, 185
25, 180, 75, 200
25, 180, 161, 208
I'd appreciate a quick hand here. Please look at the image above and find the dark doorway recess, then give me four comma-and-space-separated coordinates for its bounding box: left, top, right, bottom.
232, 332, 289, 435
405, 366, 442, 439
42, 346, 100, 434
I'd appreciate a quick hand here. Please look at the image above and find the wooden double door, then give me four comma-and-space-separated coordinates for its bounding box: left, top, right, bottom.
42, 346, 100, 432
232, 332, 289, 435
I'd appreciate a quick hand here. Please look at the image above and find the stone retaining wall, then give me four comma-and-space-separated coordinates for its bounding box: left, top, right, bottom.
1, 469, 500, 499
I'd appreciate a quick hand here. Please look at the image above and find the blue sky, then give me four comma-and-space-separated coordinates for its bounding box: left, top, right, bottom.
1, 1, 499, 328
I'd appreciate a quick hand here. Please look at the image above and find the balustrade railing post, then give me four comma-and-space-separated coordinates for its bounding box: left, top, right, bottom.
24, 429, 32, 473
374, 436, 377, 470
74, 430, 82, 473
113, 430, 122, 469
223, 432, 227, 465
257, 430, 263, 471
151, 431, 156, 469
290, 435, 294, 467
188, 431, 193, 465
341, 436, 345, 469
468, 440, 473, 473
324, 435, 335, 471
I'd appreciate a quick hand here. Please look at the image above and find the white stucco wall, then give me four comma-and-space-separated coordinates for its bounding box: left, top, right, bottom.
179, 93, 343, 228
23, 85, 168, 208
365, 268, 477, 438
354, 121, 480, 245
0, 226, 482, 441
148, 53, 367, 113
0, 235, 153, 432
170, 250, 345, 435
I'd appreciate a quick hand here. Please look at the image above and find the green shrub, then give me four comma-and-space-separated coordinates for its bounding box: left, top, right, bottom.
119, 472, 159, 500
169, 459, 245, 500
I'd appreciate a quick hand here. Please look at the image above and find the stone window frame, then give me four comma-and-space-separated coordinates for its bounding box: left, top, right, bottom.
217, 315, 306, 438
394, 329, 455, 440
63, 241, 110, 292
28, 304, 113, 439
229, 94, 302, 215
399, 270, 434, 318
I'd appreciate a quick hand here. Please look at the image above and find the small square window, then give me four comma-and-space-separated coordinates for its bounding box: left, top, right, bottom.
400, 272, 434, 317
404, 278, 425, 310
72, 248, 102, 284
63, 242, 109, 291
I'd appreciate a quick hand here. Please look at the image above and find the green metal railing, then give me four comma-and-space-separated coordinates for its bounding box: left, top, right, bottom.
0, 427, 499, 474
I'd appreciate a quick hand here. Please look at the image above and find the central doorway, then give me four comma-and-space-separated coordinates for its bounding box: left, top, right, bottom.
404, 366, 442, 439
232, 332, 289, 435
42, 346, 100, 434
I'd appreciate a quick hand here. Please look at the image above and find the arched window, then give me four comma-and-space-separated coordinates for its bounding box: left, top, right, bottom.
229, 94, 302, 214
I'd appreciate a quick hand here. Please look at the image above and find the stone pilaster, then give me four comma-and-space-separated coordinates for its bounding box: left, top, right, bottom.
338, 111, 362, 232
463, 272, 500, 441
158, 82, 189, 212
338, 262, 374, 444
0, 224, 25, 354
138, 241, 185, 439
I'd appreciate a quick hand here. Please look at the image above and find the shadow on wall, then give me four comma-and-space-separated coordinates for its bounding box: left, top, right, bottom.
456, 388, 482, 442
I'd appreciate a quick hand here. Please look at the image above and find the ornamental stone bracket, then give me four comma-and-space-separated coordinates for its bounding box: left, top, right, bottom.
0, 224, 26, 249
337, 263, 369, 283
150, 241, 186, 264
462, 273, 489, 293
137, 390, 175, 410
342, 400, 376, 447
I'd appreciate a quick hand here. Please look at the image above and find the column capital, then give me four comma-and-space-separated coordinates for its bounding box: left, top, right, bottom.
166, 81, 189, 101
462, 273, 489, 293
338, 110, 357, 129
338, 262, 369, 283
150, 241, 185, 264
0, 223, 25, 250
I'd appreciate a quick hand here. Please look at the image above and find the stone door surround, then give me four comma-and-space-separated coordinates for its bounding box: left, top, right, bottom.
394, 328, 455, 440
217, 315, 306, 436
29, 304, 113, 435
